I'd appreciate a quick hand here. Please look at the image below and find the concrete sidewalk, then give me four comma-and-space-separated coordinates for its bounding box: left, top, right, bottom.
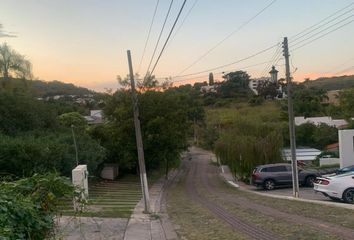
124, 174, 178, 240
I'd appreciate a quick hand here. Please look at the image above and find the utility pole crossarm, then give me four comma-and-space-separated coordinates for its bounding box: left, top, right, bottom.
283, 37, 300, 198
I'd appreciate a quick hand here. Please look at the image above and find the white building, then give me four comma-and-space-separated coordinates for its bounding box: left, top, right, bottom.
200, 85, 217, 93
295, 116, 350, 129
338, 129, 354, 168
249, 77, 269, 95
249, 66, 284, 98
282, 148, 321, 162
84, 110, 104, 124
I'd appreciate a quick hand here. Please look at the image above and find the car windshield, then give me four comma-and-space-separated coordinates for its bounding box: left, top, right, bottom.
337, 165, 354, 174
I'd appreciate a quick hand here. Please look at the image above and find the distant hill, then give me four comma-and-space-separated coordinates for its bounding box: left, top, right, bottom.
0, 78, 96, 97
302, 75, 354, 91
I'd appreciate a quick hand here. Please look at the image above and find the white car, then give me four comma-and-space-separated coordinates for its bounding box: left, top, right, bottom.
314, 172, 354, 203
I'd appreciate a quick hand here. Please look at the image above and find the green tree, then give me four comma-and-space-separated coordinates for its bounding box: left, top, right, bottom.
209, 72, 214, 85
294, 123, 316, 147
218, 71, 251, 98
96, 90, 200, 174
256, 81, 279, 99
292, 85, 328, 117
339, 88, 354, 119
0, 132, 105, 177
0, 92, 57, 135
312, 123, 338, 149
58, 112, 87, 130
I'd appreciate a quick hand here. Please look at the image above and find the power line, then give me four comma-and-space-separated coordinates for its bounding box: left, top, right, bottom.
325, 57, 354, 74
291, 7, 354, 43
172, 43, 279, 79
164, 1, 353, 84
290, 1, 354, 39
291, 13, 354, 48
171, 60, 274, 84
149, 0, 188, 76
138, 0, 160, 73
334, 65, 354, 75
259, 43, 281, 77
145, 0, 174, 76
292, 18, 354, 52
176, 0, 277, 76
170, 0, 199, 41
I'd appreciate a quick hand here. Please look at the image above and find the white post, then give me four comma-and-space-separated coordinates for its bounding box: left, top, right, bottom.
338, 129, 354, 168
72, 165, 89, 210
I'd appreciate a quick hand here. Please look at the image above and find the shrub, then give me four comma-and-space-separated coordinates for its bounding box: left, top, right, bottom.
0, 174, 74, 239
0, 132, 105, 177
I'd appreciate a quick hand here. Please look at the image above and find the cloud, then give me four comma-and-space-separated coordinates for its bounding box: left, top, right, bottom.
0, 23, 17, 38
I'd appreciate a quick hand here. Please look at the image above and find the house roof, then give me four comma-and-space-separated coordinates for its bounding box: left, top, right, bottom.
282, 148, 321, 161
325, 143, 339, 151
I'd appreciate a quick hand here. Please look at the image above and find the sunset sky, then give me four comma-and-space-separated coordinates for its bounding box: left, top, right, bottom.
1, 0, 353, 91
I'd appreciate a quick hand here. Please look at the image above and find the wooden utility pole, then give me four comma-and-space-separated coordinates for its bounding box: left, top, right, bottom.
71, 125, 79, 166
283, 37, 300, 198
127, 50, 150, 213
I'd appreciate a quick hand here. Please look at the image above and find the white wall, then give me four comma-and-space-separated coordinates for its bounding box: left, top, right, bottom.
319, 158, 340, 166
338, 130, 354, 168
72, 165, 89, 197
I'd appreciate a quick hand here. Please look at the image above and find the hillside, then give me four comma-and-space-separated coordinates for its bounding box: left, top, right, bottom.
0, 78, 96, 97
302, 75, 354, 90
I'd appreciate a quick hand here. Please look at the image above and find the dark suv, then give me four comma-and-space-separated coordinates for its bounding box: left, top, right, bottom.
251, 163, 320, 190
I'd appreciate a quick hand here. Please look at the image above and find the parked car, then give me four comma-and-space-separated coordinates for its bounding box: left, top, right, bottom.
251, 163, 320, 190
336, 165, 354, 175
314, 172, 354, 203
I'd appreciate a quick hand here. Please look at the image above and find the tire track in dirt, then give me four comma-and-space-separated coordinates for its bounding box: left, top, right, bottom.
185, 158, 279, 240
194, 149, 354, 240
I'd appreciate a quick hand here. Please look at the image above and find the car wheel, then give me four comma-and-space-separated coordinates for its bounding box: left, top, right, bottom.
263, 179, 275, 190
342, 188, 354, 204
305, 176, 316, 187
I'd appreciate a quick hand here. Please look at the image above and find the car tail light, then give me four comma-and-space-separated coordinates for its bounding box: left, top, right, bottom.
252, 173, 260, 180
319, 179, 330, 185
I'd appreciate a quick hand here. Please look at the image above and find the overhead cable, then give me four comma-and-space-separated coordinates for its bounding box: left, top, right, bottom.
176, 0, 278, 76
145, 0, 174, 76
138, 0, 160, 73
149, 0, 188, 76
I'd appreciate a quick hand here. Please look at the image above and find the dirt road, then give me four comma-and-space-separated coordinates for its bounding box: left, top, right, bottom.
167, 147, 354, 240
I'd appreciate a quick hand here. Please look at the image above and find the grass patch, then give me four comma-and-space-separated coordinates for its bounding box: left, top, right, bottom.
167, 178, 248, 240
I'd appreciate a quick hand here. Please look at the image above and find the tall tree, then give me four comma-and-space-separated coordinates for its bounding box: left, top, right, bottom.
256, 81, 279, 99
218, 71, 251, 98
209, 72, 214, 85
339, 88, 354, 119
0, 43, 32, 80
292, 85, 328, 117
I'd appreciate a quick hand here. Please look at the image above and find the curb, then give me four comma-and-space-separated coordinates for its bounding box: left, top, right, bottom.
220, 166, 354, 210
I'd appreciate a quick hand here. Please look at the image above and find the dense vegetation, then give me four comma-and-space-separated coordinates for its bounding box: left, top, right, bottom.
0, 174, 73, 239
90, 86, 203, 175
212, 103, 284, 180
0, 90, 105, 177
302, 75, 354, 91
0, 77, 95, 97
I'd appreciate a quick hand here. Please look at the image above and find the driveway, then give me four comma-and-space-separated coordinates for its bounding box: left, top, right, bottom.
243, 183, 330, 201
